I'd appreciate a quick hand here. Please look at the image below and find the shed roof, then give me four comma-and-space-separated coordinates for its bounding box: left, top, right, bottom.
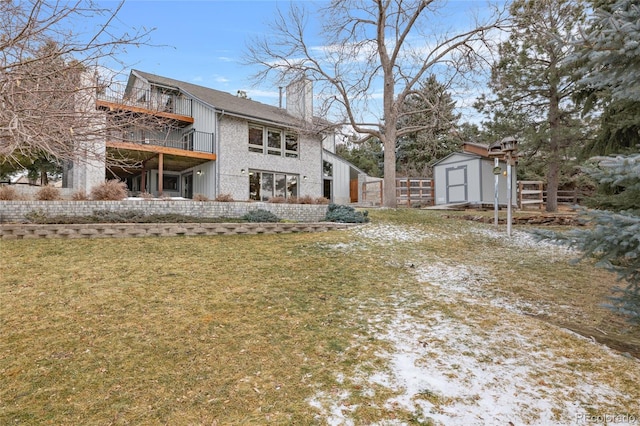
431, 151, 483, 167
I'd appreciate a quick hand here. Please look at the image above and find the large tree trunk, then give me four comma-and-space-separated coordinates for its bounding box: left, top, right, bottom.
546, 62, 561, 213
546, 158, 559, 212
382, 131, 397, 208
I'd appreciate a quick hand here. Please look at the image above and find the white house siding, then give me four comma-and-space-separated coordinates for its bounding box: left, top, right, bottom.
323, 150, 355, 204
216, 115, 322, 201
191, 99, 216, 151
192, 161, 216, 198
322, 132, 337, 153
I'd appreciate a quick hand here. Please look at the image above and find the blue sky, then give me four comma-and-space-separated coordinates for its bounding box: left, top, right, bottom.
96, 0, 319, 106
93, 0, 499, 122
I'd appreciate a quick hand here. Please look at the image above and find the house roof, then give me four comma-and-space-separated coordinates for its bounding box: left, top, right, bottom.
131, 70, 311, 129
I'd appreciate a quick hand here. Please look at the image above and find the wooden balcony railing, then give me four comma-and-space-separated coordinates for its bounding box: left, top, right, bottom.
96, 82, 193, 121
108, 130, 214, 154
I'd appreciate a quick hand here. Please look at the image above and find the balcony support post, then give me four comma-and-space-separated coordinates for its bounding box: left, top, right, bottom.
158, 153, 164, 196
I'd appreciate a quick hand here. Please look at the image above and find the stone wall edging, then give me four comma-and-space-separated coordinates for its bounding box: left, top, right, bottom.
0, 222, 359, 240
0, 200, 329, 223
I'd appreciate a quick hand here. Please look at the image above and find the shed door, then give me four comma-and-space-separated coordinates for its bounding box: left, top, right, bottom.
446, 165, 468, 203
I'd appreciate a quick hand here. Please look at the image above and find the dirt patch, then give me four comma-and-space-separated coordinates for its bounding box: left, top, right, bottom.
528, 314, 640, 359
445, 213, 584, 226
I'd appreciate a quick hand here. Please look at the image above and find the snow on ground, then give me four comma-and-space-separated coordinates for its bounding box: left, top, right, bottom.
308, 221, 637, 425
350, 223, 438, 245
471, 226, 577, 256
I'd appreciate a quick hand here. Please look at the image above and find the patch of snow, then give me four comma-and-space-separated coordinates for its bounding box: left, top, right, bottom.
350, 223, 437, 245
414, 262, 490, 293
471, 227, 576, 255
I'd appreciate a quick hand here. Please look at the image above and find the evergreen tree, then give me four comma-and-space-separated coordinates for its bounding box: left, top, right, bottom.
538, 0, 640, 323
335, 139, 384, 178
477, 0, 588, 212
539, 155, 640, 323
395, 75, 462, 177
570, 0, 640, 156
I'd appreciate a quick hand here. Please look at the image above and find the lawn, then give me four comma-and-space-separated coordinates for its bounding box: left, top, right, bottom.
1, 209, 638, 425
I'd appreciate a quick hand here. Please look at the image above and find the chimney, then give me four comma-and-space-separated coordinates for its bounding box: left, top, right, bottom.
286, 78, 313, 122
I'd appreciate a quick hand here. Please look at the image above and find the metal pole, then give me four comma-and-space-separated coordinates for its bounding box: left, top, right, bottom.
506, 152, 512, 237
494, 157, 499, 227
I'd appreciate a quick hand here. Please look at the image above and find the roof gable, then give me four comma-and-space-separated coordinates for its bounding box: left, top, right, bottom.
130, 70, 310, 129
432, 151, 482, 166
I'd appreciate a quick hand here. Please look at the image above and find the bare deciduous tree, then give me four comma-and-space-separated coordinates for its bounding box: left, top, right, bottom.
0, 0, 152, 172
246, 0, 507, 207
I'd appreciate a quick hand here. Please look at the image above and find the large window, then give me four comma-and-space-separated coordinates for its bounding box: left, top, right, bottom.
249, 170, 299, 201
248, 124, 298, 158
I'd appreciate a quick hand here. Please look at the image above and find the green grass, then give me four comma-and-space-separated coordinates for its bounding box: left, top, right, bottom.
1, 209, 638, 424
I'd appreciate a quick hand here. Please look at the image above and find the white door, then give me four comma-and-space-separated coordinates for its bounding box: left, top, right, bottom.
446, 165, 467, 203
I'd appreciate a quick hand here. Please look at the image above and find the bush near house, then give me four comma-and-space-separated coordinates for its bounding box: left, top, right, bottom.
215, 193, 234, 202
90, 180, 128, 201
0, 186, 19, 200
71, 189, 89, 201
325, 204, 369, 223
268, 196, 287, 203
35, 185, 61, 201
192, 193, 209, 201
297, 195, 315, 204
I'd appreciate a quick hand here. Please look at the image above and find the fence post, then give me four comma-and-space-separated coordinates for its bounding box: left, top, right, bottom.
518, 181, 523, 210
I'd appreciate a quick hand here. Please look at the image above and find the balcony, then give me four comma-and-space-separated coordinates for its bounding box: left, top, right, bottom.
106, 130, 216, 163
96, 82, 194, 124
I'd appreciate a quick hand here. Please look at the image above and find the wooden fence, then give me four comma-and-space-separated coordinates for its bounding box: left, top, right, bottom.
518, 181, 582, 209
361, 178, 434, 207
396, 178, 434, 207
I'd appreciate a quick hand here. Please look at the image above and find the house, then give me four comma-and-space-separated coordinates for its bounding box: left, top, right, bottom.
68, 70, 365, 203
432, 142, 517, 207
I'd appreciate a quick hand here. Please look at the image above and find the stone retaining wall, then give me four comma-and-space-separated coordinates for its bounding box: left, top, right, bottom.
0, 200, 329, 223
0, 222, 357, 240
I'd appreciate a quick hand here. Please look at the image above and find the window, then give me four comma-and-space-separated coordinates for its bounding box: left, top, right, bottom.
157, 174, 179, 191
249, 170, 299, 201
285, 133, 299, 158
323, 160, 333, 177
267, 128, 282, 156
248, 124, 299, 158
248, 125, 264, 153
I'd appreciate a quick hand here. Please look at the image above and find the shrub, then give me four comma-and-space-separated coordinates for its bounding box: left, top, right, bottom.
215, 193, 234, 202
138, 192, 154, 200
325, 203, 369, 223
287, 196, 299, 204
0, 185, 19, 200
315, 197, 330, 205
90, 180, 128, 201
35, 185, 62, 201
297, 195, 315, 204
242, 209, 281, 223
193, 193, 209, 201
24, 209, 48, 223
268, 196, 286, 203
71, 189, 88, 201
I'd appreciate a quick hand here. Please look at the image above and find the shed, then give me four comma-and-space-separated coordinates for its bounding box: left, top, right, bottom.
432, 143, 517, 207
